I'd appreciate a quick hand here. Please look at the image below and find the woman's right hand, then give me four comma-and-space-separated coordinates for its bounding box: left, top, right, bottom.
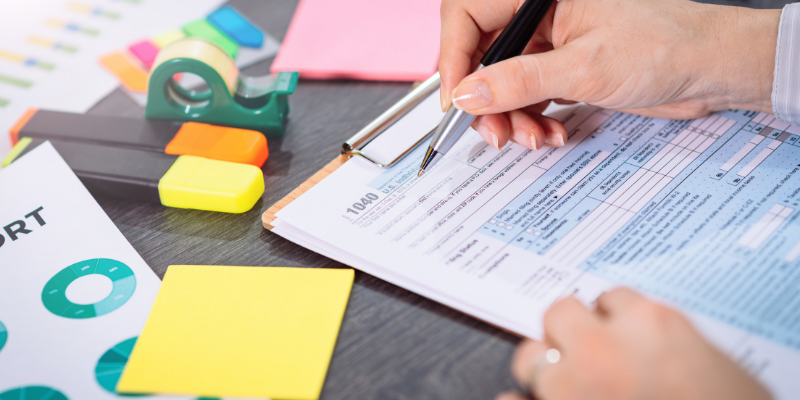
439, 0, 781, 151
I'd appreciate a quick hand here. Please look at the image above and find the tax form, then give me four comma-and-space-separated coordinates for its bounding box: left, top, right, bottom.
271, 93, 800, 398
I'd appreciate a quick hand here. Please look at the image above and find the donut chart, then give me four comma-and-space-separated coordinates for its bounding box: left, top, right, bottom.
0, 321, 6, 352
95, 337, 145, 396
0, 386, 68, 400
42, 258, 136, 319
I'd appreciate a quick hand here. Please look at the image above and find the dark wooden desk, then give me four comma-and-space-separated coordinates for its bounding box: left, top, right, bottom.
88, 0, 793, 398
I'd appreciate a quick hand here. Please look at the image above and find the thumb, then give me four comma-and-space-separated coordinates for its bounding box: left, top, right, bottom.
451, 44, 581, 115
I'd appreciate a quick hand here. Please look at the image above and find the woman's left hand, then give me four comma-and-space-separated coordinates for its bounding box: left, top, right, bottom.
498, 288, 771, 400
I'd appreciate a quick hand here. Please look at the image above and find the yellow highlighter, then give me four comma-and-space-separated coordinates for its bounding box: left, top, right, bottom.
4, 138, 263, 213
159, 155, 263, 212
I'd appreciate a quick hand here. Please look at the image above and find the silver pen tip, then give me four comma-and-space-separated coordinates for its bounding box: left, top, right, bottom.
417, 169, 426, 178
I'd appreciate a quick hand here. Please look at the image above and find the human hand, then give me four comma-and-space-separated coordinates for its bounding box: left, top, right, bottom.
497, 288, 772, 400
439, 0, 781, 151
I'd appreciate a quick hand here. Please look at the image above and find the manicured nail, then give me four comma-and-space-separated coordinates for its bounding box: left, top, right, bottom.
529, 131, 541, 151
475, 124, 500, 150
545, 132, 565, 147
440, 92, 447, 112
452, 80, 493, 111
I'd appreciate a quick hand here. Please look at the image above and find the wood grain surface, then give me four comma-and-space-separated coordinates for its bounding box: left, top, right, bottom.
87, 0, 794, 398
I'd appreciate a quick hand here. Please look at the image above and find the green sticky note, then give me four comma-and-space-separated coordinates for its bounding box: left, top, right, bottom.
182, 19, 239, 59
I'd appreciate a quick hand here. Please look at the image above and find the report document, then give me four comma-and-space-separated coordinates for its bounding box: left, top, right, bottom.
270, 93, 800, 398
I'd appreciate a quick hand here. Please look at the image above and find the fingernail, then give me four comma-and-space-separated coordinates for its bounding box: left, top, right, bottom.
528, 131, 541, 151
440, 92, 447, 112
475, 124, 500, 150
452, 80, 493, 111
545, 132, 565, 147
513, 129, 534, 149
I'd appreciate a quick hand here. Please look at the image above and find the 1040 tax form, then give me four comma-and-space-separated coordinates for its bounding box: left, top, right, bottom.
270, 93, 800, 398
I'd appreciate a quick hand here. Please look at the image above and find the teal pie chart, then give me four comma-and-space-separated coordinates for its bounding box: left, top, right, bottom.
0, 320, 6, 352
42, 258, 136, 319
0, 386, 68, 400
95, 337, 144, 396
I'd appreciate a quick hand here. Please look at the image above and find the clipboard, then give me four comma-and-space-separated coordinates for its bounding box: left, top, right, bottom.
262, 73, 441, 229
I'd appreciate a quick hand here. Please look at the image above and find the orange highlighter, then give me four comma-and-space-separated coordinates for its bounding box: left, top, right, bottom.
9, 108, 269, 168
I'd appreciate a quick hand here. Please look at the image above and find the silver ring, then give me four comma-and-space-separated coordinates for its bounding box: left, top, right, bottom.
526, 348, 561, 390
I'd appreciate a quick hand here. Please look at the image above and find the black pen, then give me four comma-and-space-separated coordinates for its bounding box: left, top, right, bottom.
418, 0, 556, 177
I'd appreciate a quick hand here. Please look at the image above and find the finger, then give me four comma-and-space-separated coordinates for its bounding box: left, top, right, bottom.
495, 391, 529, 400
514, 342, 575, 400
516, 100, 569, 147
439, 0, 520, 111
472, 114, 510, 150
507, 110, 545, 150
439, 3, 480, 111
533, 360, 575, 400
543, 296, 597, 349
595, 287, 645, 317
452, 44, 583, 115
529, 112, 567, 147
511, 339, 549, 388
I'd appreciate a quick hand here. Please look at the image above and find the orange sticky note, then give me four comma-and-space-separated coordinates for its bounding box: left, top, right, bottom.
271, 0, 441, 81
99, 51, 149, 93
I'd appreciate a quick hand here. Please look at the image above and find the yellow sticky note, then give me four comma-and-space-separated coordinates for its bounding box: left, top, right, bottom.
117, 265, 354, 400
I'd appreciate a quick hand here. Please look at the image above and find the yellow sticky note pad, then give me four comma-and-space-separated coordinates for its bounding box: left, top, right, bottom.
117, 265, 354, 399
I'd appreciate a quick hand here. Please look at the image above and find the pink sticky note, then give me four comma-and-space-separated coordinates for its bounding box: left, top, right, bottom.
128, 39, 160, 70
271, 0, 441, 81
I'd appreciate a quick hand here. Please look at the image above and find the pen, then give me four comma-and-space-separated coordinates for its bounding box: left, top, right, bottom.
418, 0, 556, 177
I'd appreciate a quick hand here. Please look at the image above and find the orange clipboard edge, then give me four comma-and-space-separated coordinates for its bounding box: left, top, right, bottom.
262, 75, 440, 230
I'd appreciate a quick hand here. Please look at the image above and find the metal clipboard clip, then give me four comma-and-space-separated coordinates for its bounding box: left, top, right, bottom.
342, 73, 441, 168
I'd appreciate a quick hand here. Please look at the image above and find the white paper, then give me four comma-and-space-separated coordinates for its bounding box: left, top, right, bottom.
0, 0, 226, 156
272, 95, 800, 398
0, 143, 187, 399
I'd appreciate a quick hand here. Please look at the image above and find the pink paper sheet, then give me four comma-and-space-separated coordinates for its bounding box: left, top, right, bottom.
271, 0, 441, 81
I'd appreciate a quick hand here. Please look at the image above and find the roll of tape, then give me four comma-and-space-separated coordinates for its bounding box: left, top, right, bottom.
146, 37, 298, 135
150, 37, 239, 95
236, 74, 276, 99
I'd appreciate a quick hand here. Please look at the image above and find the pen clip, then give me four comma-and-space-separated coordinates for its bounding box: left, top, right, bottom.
342, 72, 441, 168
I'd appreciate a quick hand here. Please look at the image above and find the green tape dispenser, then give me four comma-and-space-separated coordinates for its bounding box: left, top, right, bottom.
146, 37, 298, 136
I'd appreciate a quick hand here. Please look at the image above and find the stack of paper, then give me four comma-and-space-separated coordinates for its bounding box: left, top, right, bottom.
268, 93, 800, 399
